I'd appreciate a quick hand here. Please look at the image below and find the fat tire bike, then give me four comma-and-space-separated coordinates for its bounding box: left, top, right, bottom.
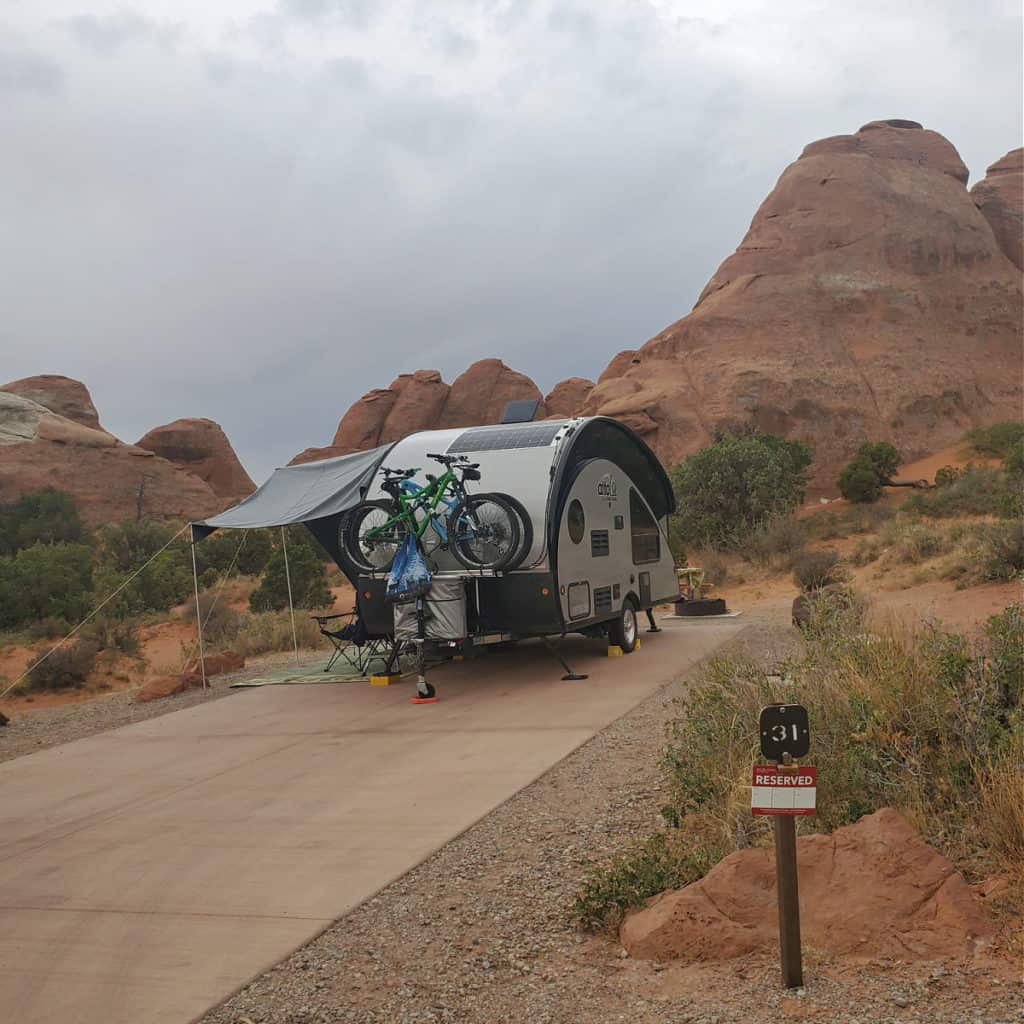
341, 453, 530, 574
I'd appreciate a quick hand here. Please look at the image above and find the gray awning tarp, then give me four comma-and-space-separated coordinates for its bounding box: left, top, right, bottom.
191, 445, 389, 540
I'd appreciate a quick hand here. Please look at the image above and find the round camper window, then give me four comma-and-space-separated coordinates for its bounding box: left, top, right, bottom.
567, 500, 585, 544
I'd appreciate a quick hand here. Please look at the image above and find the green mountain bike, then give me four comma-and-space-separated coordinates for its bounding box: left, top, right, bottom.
340, 453, 531, 574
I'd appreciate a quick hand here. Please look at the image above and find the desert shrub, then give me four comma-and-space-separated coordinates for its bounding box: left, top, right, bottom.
22, 616, 71, 640
986, 603, 1023, 710
942, 520, 1024, 588
669, 432, 813, 549
1003, 437, 1024, 479
934, 465, 962, 488
194, 529, 274, 580
791, 549, 843, 592
0, 542, 94, 628
83, 614, 139, 655
0, 488, 85, 555
850, 536, 883, 566
25, 639, 100, 691
94, 521, 194, 615
805, 502, 894, 540
966, 421, 1024, 458
838, 442, 901, 504
572, 832, 720, 934
881, 519, 946, 565
696, 550, 729, 587
249, 528, 332, 612
233, 609, 322, 657
182, 590, 243, 646
744, 515, 806, 567
658, 602, 1022, 871
904, 464, 1013, 518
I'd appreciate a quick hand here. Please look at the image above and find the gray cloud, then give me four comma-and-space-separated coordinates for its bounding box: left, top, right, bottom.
63, 11, 182, 55
1, 0, 1021, 484
0, 49, 63, 94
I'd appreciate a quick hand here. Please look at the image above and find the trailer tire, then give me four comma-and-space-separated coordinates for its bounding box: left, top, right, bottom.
608, 598, 639, 653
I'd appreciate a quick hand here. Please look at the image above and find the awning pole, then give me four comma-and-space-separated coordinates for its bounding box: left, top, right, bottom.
280, 526, 300, 666
190, 526, 208, 690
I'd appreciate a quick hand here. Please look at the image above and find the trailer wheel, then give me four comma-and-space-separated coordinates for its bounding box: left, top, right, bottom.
608, 598, 638, 653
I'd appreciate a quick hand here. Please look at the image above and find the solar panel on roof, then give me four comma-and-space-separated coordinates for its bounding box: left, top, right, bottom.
448, 422, 565, 453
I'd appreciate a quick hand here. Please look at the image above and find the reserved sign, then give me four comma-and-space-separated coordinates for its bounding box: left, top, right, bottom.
751, 765, 817, 816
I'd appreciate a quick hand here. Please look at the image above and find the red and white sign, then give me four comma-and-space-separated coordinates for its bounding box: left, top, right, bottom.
751, 765, 817, 816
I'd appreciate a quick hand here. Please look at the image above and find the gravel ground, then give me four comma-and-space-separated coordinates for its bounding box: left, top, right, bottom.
200, 604, 1021, 1024
0, 650, 312, 763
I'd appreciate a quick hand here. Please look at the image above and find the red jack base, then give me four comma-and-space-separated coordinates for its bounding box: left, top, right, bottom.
411, 696, 440, 704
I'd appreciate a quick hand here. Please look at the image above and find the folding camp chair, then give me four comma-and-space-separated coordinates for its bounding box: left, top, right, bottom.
311, 609, 402, 676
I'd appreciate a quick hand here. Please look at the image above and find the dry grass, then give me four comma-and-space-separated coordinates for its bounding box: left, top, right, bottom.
575, 594, 1024, 930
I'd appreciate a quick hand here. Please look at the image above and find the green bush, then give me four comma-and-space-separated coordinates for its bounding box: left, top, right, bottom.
25, 640, 99, 691
661, 601, 1021, 865
0, 488, 85, 555
572, 832, 719, 934
249, 528, 332, 612
669, 432, 813, 549
904, 465, 1015, 518
966, 421, 1024, 458
792, 549, 843, 592
837, 442, 902, 504
838, 457, 883, 503
194, 529, 273, 579
986, 604, 1023, 710
0, 542, 94, 628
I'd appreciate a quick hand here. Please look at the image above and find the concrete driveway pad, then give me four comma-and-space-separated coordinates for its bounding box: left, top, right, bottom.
0, 618, 741, 1024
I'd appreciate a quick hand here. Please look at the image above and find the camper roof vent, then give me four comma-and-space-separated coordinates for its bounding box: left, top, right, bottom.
499, 398, 540, 424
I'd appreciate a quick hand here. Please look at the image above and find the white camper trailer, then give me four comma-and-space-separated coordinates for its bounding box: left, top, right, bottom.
332, 417, 679, 654
194, 415, 680, 693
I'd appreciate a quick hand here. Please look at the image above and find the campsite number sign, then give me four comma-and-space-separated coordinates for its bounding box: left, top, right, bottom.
759, 703, 810, 761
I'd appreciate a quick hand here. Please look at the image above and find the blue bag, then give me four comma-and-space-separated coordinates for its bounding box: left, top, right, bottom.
386, 533, 432, 604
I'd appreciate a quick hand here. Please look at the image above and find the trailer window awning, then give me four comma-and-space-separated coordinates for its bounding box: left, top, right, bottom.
191, 445, 391, 540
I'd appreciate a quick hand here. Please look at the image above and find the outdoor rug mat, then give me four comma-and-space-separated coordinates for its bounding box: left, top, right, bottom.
230, 658, 415, 688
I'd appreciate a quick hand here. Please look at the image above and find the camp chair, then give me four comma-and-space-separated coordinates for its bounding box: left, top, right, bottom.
311, 610, 396, 676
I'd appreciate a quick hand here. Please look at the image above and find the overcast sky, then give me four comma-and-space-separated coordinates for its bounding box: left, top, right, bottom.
2, 1, 1021, 481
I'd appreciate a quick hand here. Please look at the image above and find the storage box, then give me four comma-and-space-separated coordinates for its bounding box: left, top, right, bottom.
393, 579, 468, 641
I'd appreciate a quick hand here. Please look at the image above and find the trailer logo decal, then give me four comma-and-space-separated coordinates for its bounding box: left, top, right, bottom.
597, 473, 618, 505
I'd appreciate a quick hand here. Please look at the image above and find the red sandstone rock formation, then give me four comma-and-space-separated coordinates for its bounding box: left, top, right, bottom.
1, 374, 104, 431
621, 809, 993, 963
294, 361, 547, 463
583, 120, 1022, 486
0, 384, 224, 526
296, 122, 1022, 484
545, 377, 594, 417
437, 359, 545, 429
971, 147, 1024, 271
136, 418, 255, 501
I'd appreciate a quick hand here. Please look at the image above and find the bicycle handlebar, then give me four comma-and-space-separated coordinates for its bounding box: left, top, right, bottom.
427, 452, 479, 468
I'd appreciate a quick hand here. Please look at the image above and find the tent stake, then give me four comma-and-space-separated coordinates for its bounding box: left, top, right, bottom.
281, 527, 300, 666
189, 525, 208, 690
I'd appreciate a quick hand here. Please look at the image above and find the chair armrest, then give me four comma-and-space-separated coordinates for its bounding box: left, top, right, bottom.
311, 611, 351, 623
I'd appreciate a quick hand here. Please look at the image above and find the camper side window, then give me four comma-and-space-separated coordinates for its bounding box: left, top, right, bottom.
567, 499, 585, 544
629, 488, 660, 564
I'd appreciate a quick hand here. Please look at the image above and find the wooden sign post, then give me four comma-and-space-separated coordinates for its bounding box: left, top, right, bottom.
754, 704, 813, 990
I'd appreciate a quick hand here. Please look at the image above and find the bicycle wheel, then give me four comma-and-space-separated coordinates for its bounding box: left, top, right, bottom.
448, 493, 521, 571
342, 500, 407, 573
495, 493, 533, 570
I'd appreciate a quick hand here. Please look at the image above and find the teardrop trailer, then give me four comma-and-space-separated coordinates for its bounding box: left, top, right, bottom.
192, 416, 680, 700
